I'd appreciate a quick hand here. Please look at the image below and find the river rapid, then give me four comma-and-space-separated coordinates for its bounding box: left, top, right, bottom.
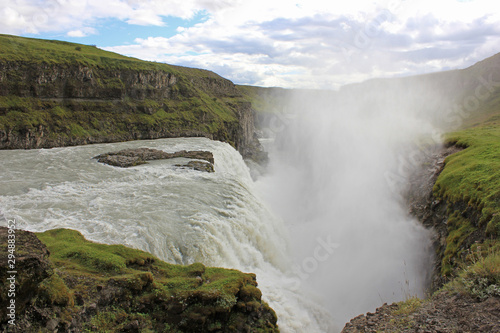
0, 137, 336, 332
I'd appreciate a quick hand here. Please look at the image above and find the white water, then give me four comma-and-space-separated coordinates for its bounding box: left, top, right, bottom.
0, 137, 335, 332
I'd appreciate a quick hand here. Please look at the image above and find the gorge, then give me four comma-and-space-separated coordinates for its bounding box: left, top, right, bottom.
1, 35, 500, 332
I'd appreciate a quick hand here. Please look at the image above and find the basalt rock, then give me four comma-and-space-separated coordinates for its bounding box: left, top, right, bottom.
176, 160, 215, 173
404, 143, 464, 290
94, 148, 215, 172
0, 227, 52, 324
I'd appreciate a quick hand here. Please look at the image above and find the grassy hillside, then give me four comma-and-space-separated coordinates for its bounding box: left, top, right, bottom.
0, 34, 223, 77
0, 34, 260, 155
434, 112, 500, 277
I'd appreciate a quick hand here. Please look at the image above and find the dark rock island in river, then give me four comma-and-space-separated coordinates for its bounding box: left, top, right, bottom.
94, 147, 215, 172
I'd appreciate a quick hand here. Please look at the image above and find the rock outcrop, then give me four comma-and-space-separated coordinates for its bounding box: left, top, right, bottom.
94, 147, 215, 172
0, 227, 279, 332
342, 292, 500, 333
0, 226, 52, 323
403, 144, 464, 290
175, 160, 215, 173
0, 35, 267, 163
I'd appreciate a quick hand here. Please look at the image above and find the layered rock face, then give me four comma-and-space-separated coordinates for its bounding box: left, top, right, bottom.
0, 36, 265, 162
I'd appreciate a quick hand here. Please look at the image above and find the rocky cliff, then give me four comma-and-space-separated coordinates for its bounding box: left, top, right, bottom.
0, 34, 266, 163
0, 227, 279, 332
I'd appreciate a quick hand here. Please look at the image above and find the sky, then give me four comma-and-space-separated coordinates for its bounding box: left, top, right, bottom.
1, 0, 500, 89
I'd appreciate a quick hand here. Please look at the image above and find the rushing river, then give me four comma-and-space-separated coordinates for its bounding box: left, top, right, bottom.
0, 137, 335, 332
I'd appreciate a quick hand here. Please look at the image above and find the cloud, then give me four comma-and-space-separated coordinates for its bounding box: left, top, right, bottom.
0, 0, 207, 34
67, 30, 87, 38
67, 27, 98, 37
2, 0, 500, 88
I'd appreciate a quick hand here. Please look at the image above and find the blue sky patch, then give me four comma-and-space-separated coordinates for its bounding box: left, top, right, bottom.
21, 11, 209, 48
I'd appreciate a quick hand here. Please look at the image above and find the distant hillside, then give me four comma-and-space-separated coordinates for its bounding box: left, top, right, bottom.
247, 52, 500, 134
340, 52, 500, 129
0, 34, 265, 162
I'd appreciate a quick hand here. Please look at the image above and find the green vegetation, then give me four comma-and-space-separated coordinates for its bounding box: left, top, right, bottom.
34, 228, 278, 332
392, 297, 422, 316
0, 34, 248, 150
433, 114, 500, 276
386, 297, 423, 329
426, 104, 500, 307
444, 247, 500, 300
0, 34, 223, 78
435, 124, 500, 226
0, 96, 238, 143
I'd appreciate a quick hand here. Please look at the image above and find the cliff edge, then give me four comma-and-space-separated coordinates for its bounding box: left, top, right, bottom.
0, 227, 279, 332
342, 116, 500, 332
0, 34, 266, 163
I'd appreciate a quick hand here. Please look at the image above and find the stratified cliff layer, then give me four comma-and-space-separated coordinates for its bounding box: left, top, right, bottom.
0, 34, 265, 162
0, 227, 279, 332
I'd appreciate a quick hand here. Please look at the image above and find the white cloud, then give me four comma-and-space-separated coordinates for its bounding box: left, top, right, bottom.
67, 27, 97, 37
67, 30, 86, 37
1, 0, 500, 88
125, 9, 165, 26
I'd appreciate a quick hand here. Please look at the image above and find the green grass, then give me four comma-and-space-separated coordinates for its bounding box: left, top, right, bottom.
433, 112, 500, 280
37, 228, 157, 274
34, 228, 277, 332
0, 33, 235, 83
0, 34, 218, 78
392, 297, 422, 316
0, 34, 245, 150
444, 248, 500, 300
434, 120, 500, 233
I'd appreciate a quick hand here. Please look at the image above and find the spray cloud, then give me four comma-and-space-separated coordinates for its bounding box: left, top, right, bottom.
256, 78, 450, 328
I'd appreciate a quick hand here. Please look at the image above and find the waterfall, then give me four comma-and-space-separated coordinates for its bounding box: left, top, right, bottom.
257, 90, 436, 326
0, 137, 335, 332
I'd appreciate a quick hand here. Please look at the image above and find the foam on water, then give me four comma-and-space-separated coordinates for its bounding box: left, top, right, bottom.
0, 137, 335, 332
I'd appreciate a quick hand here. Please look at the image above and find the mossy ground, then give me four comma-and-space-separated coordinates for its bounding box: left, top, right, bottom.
32, 228, 278, 332
0, 95, 235, 143
433, 113, 500, 278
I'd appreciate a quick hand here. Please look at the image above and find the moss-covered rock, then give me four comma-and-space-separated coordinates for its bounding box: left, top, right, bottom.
0, 226, 52, 323
0, 227, 279, 332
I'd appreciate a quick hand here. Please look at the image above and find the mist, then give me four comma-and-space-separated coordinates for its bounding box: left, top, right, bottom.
256, 81, 447, 329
